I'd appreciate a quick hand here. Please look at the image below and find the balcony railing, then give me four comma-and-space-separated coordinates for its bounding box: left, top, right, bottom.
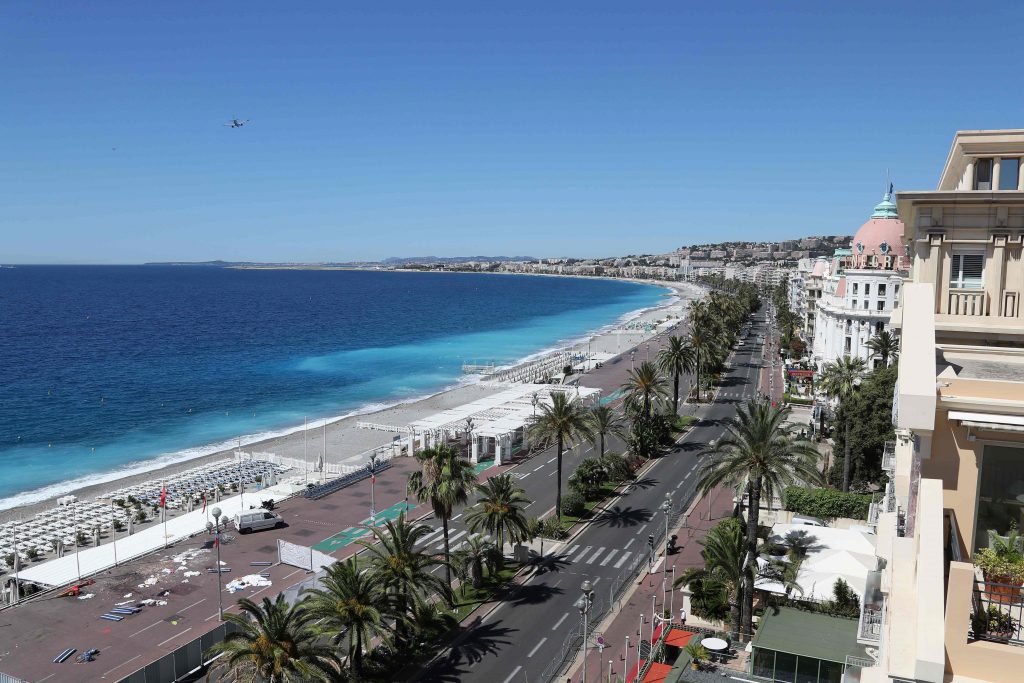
858, 568, 885, 645
881, 441, 895, 474
971, 579, 1024, 647
948, 289, 988, 316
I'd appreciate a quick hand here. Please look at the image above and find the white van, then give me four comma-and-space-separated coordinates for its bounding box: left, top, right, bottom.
234, 510, 284, 534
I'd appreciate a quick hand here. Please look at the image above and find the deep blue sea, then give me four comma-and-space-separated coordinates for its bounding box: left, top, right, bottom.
0, 266, 665, 508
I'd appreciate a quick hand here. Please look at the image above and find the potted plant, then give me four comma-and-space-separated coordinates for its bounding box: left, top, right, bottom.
684, 642, 709, 670
972, 605, 1017, 641
976, 527, 1024, 602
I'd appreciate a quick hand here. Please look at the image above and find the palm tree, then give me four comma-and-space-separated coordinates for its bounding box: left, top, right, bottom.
302, 558, 386, 679
452, 534, 500, 588
205, 594, 339, 683
674, 517, 746, 639
359, 512, 451, 638
686, 325, 718, 403
587, 404, 626, 458
528, 391, 593, 525
568, 458, 607, 499
621, 361, 669, 419
407, 443, 476, 586
866, 330, 899, 368
696, 401, 823, 641
818, 356, 867, 492
657, 335, 696, 415
465, 473, 531, 565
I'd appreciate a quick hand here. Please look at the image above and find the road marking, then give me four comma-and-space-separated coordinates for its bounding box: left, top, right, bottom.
547, 457, 556, 464
416, 527, 445, 546
548, 471, 556, 477
586, 546, 606, 564
157, 627, 192, 648
101, 654, 140, 679
614, 552, 633, 569
566, 544, 580, 556
533, 465, 544, 472
525, 501, 534, 508
552, 612, 569, 630
572, 545, 593, 563
452, 513, 463, 521
528, 637, 548, 657
129, 620, 164, 638
180, 597, 206, 612
503, 666, 523, 683
436, 530, 468, 550
624, 538, 635, 550
600, 549, 619, 566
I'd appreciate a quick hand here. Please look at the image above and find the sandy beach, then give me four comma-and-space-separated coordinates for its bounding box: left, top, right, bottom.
0, 278, 701, 524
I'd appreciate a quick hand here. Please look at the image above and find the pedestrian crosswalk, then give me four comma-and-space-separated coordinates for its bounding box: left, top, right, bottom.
563, 543, 634, 569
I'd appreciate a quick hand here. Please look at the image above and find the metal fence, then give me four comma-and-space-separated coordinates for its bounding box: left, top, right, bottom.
971, 580, 1024, 647
539, 495, 693, 682
0, 672, 29, 683
117, 621, 240, 683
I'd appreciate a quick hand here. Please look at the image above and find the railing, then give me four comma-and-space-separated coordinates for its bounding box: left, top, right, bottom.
1003, 290, 1021, 318
858, 600, 885, 643
883, 480, 896, 514
971, 579, 1024, 647
948, 289, 988, 316
881, 441, 895, 474
0, 672, 29, 683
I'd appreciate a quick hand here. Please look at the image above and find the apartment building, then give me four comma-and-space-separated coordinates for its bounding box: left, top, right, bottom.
860, 130, 1024, 683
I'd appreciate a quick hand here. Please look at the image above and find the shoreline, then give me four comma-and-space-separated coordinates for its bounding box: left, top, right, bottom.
0, 278, 700, 523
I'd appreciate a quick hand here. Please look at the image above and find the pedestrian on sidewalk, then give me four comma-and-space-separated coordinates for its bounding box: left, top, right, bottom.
679, 607, 687, 626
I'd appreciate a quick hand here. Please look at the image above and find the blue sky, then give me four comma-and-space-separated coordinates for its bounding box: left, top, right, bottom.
3, 2, 1022, 263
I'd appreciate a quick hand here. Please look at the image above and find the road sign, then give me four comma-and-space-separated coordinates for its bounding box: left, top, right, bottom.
596, 634, 605, 651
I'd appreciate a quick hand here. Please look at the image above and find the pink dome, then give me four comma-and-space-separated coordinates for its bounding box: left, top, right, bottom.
811, 260, 827, 277
852, 218, 906, 259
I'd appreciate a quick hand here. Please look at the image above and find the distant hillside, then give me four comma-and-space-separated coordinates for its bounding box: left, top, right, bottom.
381, 256, 535, 265
145, 256, 537, 267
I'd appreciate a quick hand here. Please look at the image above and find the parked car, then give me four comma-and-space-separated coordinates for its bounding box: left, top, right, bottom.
234, 510, 285, 533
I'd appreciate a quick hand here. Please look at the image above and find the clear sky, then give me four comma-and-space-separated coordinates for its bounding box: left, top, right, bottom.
3, 2, 1023, 263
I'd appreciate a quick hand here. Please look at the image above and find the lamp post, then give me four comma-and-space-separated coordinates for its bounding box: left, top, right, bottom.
630, 350, 635, 371
207, 507, 225, 621
661, 493, 672, 555
367, 455, 378, 527
580, 579, 594, 683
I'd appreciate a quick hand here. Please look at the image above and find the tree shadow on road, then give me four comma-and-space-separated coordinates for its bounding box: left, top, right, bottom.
412, 619, 517, 682
590, 505, 651, 528
505, 582, 565, 607
627, 477, 659, 491
524, 551, 572, 574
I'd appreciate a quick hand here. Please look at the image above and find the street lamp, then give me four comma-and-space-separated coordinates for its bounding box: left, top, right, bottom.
207, 506, 225, 621
367, 455, 378, 527
580, 579, 595, 683
661, 493, 672, 555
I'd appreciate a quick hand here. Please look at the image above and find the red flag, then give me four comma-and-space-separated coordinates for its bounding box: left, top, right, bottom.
371, 472, 376, 484
159, 484, 167, 509
201, 494, 207, 513
213, 531, 220, 548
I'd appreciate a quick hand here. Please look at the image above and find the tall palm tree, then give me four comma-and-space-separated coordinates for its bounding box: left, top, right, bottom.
205, 594, 339, 683
587, 404, 626, 458
696, 401, 823, 641
302, 557, 386, 679
674, 517, 746, 639
657, 335, 696, 415
465, 473, 532, 565
407, 443, 476, 586
621, 361, 669, 419
818, 356, 867, 492
528, 391, 593, 525
359, 512, 451, 637
686, 325, 718, 403
866, 330, 899, 368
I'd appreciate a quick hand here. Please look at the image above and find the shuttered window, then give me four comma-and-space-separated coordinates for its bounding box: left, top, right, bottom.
950, 253, 984, 290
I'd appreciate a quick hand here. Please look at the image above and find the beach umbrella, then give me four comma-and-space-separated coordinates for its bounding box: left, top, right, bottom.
56, 539, 64, 558
127, 516, 134, 536
315, 452, 324, 472
93, 527, 101, 547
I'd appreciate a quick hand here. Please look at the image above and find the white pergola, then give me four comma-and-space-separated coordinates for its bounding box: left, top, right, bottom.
408, 384, 601, 466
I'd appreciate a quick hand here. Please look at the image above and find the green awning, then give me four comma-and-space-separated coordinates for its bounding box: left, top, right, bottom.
751, 607, 867, 663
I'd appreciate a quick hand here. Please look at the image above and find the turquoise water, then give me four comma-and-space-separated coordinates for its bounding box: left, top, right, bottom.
0, 267, 666, 507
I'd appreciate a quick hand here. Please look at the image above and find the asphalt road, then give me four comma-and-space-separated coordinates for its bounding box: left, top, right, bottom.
410, 311, 770, 683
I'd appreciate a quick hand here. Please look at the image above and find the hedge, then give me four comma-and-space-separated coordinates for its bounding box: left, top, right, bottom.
561, 490, 586, 517
782, 487, 872, 521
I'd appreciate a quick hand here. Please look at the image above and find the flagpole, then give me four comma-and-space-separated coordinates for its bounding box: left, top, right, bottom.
162, 481, 168, 549
322, 420, 327, 484
303, 416, 308, 484
73, 505, 82, 582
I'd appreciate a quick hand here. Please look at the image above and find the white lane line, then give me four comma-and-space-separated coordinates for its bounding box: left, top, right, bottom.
613, 551, 632, 569
547, 457, 556, 464
452, 513, 463, 521
157, 627, 192, 648
503, 666, 523, 683
548, 471, 556, 477
600, 549, 619, 566
180, 598, 207, 612
436, 530, 467, 550
572, 545, 593, 563
533, 465, 544, 472
416, 527, 445, 546
566, 544, 580, 556
102, 654, 140, 679
552, 612, 570, 630
586, 546, 606, 564
129, 620, 164, 638
528, 637, 548, 657
624, 538, 635, 550
525, 501, 534, 509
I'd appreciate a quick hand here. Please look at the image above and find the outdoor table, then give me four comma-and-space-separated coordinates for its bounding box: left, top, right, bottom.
702, 637, 729, 652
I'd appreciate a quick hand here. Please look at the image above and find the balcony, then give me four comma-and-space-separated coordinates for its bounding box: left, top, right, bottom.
858, 569, 885, 645
948, 289, 988, 316
881, 441, 895, 475
971, 579, 1024, 647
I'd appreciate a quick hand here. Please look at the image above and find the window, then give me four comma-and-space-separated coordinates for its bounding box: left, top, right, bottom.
950, 252, 984, 290
1000, 158, 1020, 190
845, 320, 852, 333
864, 284, 870, 296
895, 283, 900, 296
878, 283, 887, 297
852, 282, 859, 295
877, 300, 885, 311
973, 445, 1024, 552
875, 321, 884, 334
845, 337, 851, 353
975, 158, 993, 190
863, 299, 869, 309
852, 299, 858, 309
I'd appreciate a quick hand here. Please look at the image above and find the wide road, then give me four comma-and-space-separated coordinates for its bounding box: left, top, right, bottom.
411, 310, 770, 683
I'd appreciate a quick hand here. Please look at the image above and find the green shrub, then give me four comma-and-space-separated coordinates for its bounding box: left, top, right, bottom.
561, 490, 586, 517
782, 487, 872, 521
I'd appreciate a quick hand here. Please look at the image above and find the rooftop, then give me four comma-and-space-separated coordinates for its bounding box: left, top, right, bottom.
751, 606, 867, 664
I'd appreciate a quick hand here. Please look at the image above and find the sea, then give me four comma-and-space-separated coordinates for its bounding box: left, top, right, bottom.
0, 266, 666, 509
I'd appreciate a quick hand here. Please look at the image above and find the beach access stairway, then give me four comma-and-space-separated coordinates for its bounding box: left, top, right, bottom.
303, 459, 392, 500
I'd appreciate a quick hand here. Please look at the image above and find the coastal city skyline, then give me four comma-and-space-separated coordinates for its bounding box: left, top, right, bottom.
6, 2, 1024, 263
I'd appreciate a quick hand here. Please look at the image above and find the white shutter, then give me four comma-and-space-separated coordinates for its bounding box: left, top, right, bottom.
961, 254, 984, 289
